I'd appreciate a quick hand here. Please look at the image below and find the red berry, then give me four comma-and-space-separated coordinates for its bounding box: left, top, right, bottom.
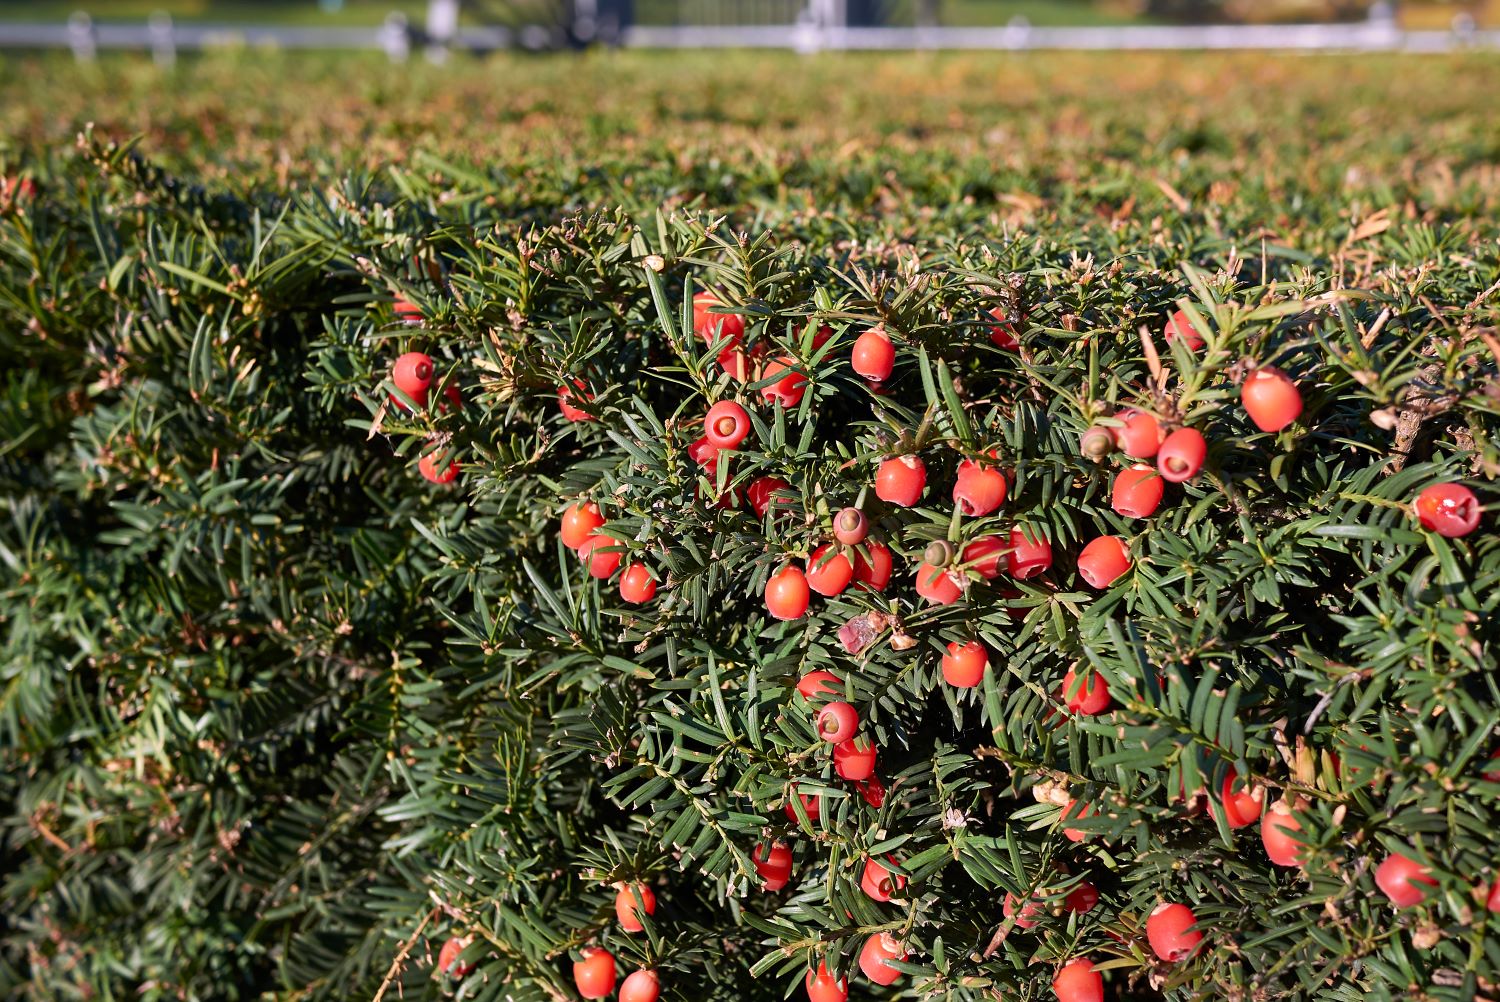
806, 544, 854, 597
705, 400, 753, 449
799, 323, 834, 350
687, 434, 721, 474
816, 701, 859, 743
941, 640, 989, 688
1060, 669, 1112, 715
619, 563, 657, 604
1262, 801, 1306, 867
418, 449, 460, 484
1483, 881, 1500, 914
953, 459, 1009, 516
875, 455, 926, 507
1376, 852, 1436, 908
766, 565, 811, 620
692, 291, 745, 343
797, 670, 841, 700
858, 933, 907, 986
614, 882, 657, 933
832, 507, 868, 545
852, 541, 894, 591
1157, 428, 1207, 483
1063, 881, 1099, 913
561, 502, 605, 550
393, 293, 423, 322
860, 856, 906, 901
573, 948, 617, 1000
753, 842, 793, 890
761, 357, 808, 407
834, 737, 877, 781
1146, 902, 1204, 962
1076, 535, 1131, 589
1062, 799, 1093, 842
855, 774, 886, 808
1241, 366, 1303, 432
559, 380, 595, 422
391, 351, 434, 409
784, 787, 821, 823
577, 536, 622, 579
1164, 308, 1204, 351
746, 476, 792, 519
1414, 483, 1482, 538
987, 306, 1020, 350
851, 328, 896, 382
437, 936, 474, 978
1218, 769, 1264, 828
1051, 957, 1104, 1002
962, 535, 1007, 579
1113, 408, 1164, 459
619, 969, 662, 1002
1006, 527, 1053, 579
1112, 463, 1165, 518
914, 561, 963, 605
1003, 890, 1044, 929
804, 961, 848, 1002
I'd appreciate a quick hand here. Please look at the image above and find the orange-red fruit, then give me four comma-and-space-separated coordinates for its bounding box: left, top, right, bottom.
1003, 890, 1044, 929
833, 507, 868, 545
619, 969, 662, 1002
1262, 802, 1306, 867
785, 787, 821, 823
1414, 483, 1482, 538
1077, 535, 1131, 589
1006, 527, 1053, 579
573, 948, 617, 999
692, 291, 745, 343
1219, 769, 1264, 828
746, 476, 792, 519
1061, 669, 1112, 715
438, 936, 474, 978
753, 842, 793, 890
1241, 366, 1303, 432
1146, 902, 1204, 962
419, 450, 460, 484
705, 400, 753, 449
941, 640, 989, 688
1063, 881, 1099, 913
852, 541, 894, 591
816, 701, 859, 743
875, 455, 927, 507
804, 961, 848, 1002
858, 933, 907, 986
391, 351, 434, 409
963, 535, 1007, 578
987, 307, 1020, 350
558, 380, 595, 422
1484, 881, 1500, 914
852, 328, 896, 382
761, 357, 807, 407
561, 502, 605, 550
614, 883, 657, 933
1062, 799, 1093, 842
1164, 308, 1204, 351
860, 856, 906, 901
1376, 852, 1436, 908
766, 565, 811, 620
619, 563, 657, 604
914, 562, 963, 605
577, 536, 622, 579
1157, 427, 1206, 483
953, 459, 1009, 516
1112, 463, 1165, 518
855, 774, 886, 808
1113, 409, 1164, 459
806, 544, 854, 597
1052, 957, 1104, 1002
797, 670, 841, 700
834, 738, 877, 781
393, 294, 423, 322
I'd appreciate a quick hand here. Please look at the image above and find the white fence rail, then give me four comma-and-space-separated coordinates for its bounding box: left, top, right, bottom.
0, 10, 1495, 59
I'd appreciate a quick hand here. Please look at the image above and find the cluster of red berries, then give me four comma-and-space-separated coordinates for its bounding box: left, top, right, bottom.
389, 350, 463, 483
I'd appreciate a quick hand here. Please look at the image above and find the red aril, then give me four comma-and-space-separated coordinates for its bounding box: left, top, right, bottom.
619, 563, 657, 604
1060, 670, 1112, 715
914, 561, 963, 605
705, 400, 752, 449
1063, 881, 1099, 913
573, 948, 617, 1000
391, 351, 434, 410
1076, 535, 1131, 589
855, 774, 886, 808
753, 842, 793, 890
614, 882, 657, 933
561, 502, 605, 550
860, 856, 906, 901
619, 969, 661, 1002
1113, 409, 1164, 459
393, 294, 423, 323
987, 306, 1020, 350
953, 458, 1009, 516
692, 291, 745, 343
766, 565, 811, 620
875, 455, 926, 507
1051, 957, 1103, 1002
1218, 769, 1264, 828
437, 936, 474, 978
962, 535, 1007, 578
852, 541, 894, 591
832, 507, 868, 545
1241, 366, 1303, 432
577, 536, 622, 579
1112, 463, 1164, 518
1062, 799, 1093, 842
851, 328, 896, 383
941, 640, 989, 688
1146, 902, 1204, 962
1164, 308, 1204, 351
804, 961, 848, 1002
746, 476, 792, 519
1414, 483, 1482, 538
1006, 527, 1052, 579
797, 670, 841, 700
834, 738, 877, 781
1003, 890, 1044, 929
558, 380, 595, 422
858, 933, 906, 986
816, 701, 859, 743
1376, 852, 1436, 907
419, 449, 460, 484
1157, 428, 1207, 483
1262, 801, 1306, 867
760, 357, 807, 407
687, 434, 721, 475
783, 787, 821, 825
806, 543, 854, 597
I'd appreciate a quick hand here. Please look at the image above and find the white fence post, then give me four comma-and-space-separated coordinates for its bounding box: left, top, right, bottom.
381, 12, 411, 61
147, 11, 176, 67
67, 11, 96, 62
426, 0, 459, 62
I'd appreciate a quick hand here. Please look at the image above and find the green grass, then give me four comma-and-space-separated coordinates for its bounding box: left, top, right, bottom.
0, 0, 433, 26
